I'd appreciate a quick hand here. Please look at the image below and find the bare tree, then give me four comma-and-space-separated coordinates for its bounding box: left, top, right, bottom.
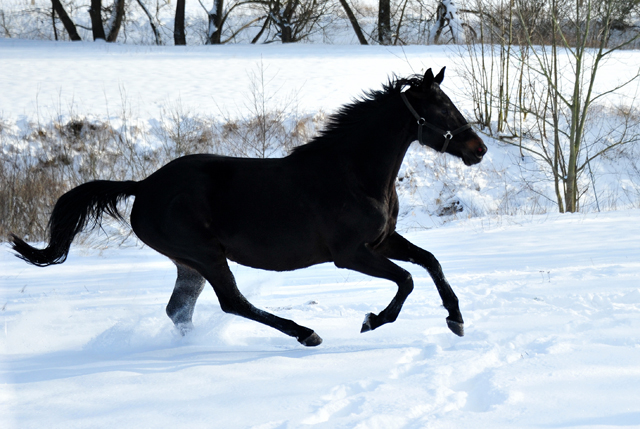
203, 0, 224, 44
89, 0, 107, 40
51, 0, 82, 41
87, 0, 126, 42
106, 0, 126, 42
196, 0, 268, 44
248, 0, 330, 44
460, 0, 640, 213
378, 0, 391, 44
135, 0, 162, 45
526, 0, 640, 212
175, 0, 187, 45
434, 0, 467, 44
273, 0, 296, 42
338, 0, 368, 44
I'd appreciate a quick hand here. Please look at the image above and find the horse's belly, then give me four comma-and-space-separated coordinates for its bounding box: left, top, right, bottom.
223, 237, 332, 272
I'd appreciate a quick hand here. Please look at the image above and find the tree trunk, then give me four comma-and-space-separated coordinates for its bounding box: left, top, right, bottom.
51, 2, 58, 40
52, 0, 82, 41
551, 0, 564, 213
206, 0, 224, 44
280, 0, 298, 43
106, 0, 126, 42
378, 0, 391, 44
174, 0, 186, 45
89, 0, 106, 40
280, 25, 293, 43
433, 1, 448, 44
339, 0, 368, 45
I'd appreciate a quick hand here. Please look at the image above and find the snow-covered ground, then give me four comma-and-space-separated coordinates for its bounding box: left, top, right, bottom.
2, 210, 640, 428
2, 39, 640, 428
0, 39, 462, 121
2, 39, 638, 124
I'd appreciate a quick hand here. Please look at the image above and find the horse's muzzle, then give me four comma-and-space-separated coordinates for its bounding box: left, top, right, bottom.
462, 137, 487, 166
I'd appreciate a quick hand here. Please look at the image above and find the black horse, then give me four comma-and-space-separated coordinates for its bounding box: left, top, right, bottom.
11, 68, 486, 347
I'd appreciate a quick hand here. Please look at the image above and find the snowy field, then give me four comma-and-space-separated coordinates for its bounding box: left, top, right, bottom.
0, 39, 452, 121
2, 39, 640, 428
2, 210, 640, 428
2, 38, 639, 123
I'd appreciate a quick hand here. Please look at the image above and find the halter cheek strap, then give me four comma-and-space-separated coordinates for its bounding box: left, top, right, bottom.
400, 92, 472, 153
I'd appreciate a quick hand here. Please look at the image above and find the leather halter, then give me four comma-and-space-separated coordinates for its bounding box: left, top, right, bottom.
400, 92, 472, 153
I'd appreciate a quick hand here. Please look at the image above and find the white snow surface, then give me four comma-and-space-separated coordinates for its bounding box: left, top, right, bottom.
2, 39, 640, 428
2, 210, 640, 428
2, 39, 638, 122
0, 39, 455, 121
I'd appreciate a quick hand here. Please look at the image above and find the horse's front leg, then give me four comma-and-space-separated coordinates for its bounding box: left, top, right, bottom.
333, 245, 414, 333
376, 232, 464, 336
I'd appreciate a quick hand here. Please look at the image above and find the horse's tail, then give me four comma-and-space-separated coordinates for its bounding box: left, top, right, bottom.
10, 180, 138, 267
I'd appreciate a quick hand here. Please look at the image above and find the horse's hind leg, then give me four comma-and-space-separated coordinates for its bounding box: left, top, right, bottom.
166, 263, 206, 335
377, 232, 464, 337
195, 255, 322, 347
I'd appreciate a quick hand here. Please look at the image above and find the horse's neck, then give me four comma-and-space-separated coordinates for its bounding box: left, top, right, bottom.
344, 107, 413, 198
291, 95, 413, 198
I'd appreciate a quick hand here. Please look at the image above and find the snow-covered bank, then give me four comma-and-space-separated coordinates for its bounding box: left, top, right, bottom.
2, 211, 640, 428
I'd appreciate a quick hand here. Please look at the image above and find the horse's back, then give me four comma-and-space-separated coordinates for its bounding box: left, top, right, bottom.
130, 154, 333, 270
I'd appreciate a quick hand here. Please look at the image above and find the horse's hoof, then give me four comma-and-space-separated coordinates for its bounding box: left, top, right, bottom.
300, 332, 323, 347
176, 322, 194, 336
361, 313, 376, 333
446, 318, 464, 337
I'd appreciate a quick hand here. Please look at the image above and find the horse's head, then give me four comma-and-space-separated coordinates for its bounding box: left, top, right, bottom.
403, 67, 487, 166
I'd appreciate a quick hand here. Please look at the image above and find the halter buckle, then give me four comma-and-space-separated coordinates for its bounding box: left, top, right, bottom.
443, 131, 453, 140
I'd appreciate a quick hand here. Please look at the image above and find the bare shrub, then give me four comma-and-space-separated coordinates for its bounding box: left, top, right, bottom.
1, 116, 121, 242
0, 154, 66, 242
153, 102, 216, 159
215, 110, 320, 158
1, 88, 321, 242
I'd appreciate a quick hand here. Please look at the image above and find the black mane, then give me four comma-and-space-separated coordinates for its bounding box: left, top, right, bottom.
291, 74, 425, 154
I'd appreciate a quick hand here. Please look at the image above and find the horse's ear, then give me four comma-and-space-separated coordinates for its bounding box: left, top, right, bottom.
422, 68, 435, 91
435, 67, 446, 84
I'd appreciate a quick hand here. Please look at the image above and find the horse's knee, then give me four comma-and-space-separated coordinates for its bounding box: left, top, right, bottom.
421, 250, 443, 271
399, 273, 414, 294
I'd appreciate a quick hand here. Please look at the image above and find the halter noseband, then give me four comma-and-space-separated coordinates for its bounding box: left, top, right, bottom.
400, 92, 472, 153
